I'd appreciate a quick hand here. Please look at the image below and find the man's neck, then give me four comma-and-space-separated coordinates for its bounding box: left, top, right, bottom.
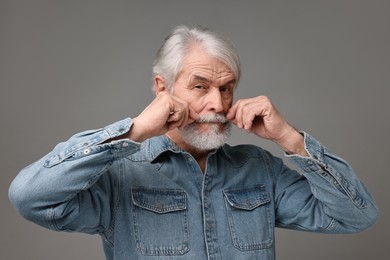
165, 130, 209, 173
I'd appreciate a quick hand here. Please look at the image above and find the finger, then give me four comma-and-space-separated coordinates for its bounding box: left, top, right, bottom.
242, 103, 261, 131
169, 101, 195, 129
181, 106, 199, 127
167, 114, 186, 130
226, 101, 238, 120
227, 100, 241, 127
167, 110, 187, 130
231, 99, 252, 129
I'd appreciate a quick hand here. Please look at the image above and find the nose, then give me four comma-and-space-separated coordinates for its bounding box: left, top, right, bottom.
206, 88, 224, 113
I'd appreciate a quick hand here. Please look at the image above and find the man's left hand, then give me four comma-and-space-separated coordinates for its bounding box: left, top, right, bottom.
226, 95, 308, 156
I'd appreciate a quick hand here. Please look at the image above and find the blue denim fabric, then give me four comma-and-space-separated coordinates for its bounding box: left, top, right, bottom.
9, 118, 378, 260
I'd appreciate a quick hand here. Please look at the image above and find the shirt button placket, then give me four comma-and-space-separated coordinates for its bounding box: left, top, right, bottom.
202, 160, 222, 260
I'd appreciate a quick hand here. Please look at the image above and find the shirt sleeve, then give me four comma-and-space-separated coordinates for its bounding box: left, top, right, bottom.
9, 118, 140, 234
275, 132, 378, 233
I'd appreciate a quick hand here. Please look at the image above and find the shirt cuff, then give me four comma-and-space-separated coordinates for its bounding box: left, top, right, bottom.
43, 118, 138, 167
284, 131, 326, 173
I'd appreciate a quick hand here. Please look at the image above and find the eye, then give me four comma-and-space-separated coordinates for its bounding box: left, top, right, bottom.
220, 86, 232, 93
194, 85, 207, 90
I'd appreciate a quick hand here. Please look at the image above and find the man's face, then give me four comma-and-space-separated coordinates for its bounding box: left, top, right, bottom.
170, 46, 236, 150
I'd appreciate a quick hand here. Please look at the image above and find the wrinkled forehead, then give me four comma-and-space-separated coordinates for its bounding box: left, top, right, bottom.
180, 47, 236, 84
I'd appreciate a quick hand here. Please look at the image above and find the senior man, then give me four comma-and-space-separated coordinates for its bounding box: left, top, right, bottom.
9, 25, 378, 260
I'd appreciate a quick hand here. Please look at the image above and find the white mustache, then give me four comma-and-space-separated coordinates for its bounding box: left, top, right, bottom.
196, 114, 228, 123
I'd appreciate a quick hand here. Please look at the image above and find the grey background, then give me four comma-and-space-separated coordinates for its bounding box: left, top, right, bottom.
1, 0, 388, 259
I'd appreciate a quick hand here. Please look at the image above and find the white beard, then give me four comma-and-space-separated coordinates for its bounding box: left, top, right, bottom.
179, 114, 231, 150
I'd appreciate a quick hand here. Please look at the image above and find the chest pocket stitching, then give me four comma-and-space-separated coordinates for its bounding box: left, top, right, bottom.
223, 186, 270, 210
223, 185, 273, 251
131, 187, 189, 256
132, 188, 186, 213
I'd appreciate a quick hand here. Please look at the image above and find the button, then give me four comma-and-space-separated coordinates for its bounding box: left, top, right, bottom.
206, 221, 214, 230
83, 148, 90, 155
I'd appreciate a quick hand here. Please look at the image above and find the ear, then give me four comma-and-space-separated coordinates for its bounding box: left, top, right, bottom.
154, 75, 167, 95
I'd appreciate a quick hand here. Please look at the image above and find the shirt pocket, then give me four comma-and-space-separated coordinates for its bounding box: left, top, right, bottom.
223, 184, 273, 251
131, 187, 190, 256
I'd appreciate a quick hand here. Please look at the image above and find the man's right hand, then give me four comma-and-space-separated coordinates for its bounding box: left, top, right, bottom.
128, 92, 199, 142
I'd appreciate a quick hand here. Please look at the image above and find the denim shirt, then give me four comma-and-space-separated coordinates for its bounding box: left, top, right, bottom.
9, 118, 378, 260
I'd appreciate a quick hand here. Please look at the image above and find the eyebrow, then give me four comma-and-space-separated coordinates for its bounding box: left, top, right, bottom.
191, 75, 236, 86
191, 75, 212, 84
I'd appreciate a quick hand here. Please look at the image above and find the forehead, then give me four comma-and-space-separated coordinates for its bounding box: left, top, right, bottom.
180, 46, 235, 82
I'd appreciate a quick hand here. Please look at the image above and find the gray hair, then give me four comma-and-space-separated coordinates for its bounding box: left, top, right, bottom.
153, 25, 241, 90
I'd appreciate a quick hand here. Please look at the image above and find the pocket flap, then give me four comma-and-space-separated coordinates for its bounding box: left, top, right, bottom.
132, 187, 186, 214
223, 185, 270, 210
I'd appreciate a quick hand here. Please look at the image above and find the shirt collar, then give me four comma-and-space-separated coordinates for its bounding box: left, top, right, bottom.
146, 135, 185, 162
145, 135, 220, 162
